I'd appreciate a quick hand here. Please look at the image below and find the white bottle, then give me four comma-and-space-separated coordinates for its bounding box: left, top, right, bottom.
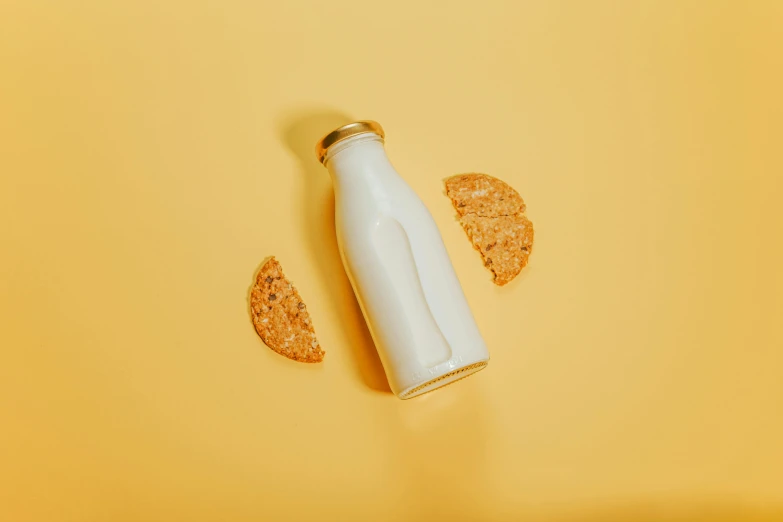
316, 121, 489, 399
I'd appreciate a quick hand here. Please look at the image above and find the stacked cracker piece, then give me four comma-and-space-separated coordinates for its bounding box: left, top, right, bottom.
445, 174, 534, 286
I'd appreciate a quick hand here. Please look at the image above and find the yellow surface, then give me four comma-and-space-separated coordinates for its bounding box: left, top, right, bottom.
1, 1, 782, 520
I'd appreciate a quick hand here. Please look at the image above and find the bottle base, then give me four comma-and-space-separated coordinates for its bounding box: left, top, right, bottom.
398, 360, 488, 400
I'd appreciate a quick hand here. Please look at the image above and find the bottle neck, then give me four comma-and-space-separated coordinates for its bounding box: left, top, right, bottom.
324, 134, 390, 184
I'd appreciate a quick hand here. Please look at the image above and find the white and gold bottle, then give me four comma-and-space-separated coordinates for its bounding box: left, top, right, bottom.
316, 121, 489, 399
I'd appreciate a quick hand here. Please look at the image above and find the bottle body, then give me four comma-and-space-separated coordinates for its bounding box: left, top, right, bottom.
324, 131, 489, 398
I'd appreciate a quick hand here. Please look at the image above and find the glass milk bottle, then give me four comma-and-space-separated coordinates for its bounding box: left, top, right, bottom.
316, 121, 489, 399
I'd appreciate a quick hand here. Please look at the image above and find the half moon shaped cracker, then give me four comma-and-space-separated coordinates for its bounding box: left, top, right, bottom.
250, 257, 325, 363
445, 173, 526, 217
459, 213, 534, 286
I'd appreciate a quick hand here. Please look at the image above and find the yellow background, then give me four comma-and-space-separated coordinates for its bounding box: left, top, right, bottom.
1, 1, 782, 520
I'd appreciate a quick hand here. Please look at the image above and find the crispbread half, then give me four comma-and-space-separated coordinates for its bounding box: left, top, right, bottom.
250, 257, 325, 363
445, 173, 526, 217
459, 214, 534, 286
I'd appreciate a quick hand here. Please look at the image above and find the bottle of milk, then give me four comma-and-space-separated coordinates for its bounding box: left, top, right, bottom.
316, 121, 489, 399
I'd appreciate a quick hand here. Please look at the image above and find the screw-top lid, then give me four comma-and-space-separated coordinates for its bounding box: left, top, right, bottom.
315, 120, 385, 164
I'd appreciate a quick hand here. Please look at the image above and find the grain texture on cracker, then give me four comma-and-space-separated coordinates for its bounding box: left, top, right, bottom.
460, 214, 534, 286
445, 173, 526, 217
445, 173, 534, 286
250, 257, 325, 363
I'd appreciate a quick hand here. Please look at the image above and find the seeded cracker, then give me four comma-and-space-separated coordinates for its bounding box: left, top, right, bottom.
445, 173, 534, 286
460, 214, 534, 286
250, 257, 325, 363
445, 173, 526, 217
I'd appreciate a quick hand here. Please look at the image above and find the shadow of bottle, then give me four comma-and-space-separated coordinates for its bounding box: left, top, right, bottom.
278, 109, 391, 394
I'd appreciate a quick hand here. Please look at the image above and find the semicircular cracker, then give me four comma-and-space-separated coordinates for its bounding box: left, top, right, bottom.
250, 257, 325, 363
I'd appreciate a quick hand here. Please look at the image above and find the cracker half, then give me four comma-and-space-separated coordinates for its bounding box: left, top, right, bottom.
460, 214, 534, 286
445, 173, 534, 286
250, 257, 325, 363
445, 173, 526, 217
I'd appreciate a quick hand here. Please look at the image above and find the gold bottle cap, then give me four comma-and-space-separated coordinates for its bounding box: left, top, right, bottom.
315, 120, 385, 164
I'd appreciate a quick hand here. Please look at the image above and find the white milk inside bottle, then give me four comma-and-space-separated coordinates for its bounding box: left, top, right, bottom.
316, 121, 489, 398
